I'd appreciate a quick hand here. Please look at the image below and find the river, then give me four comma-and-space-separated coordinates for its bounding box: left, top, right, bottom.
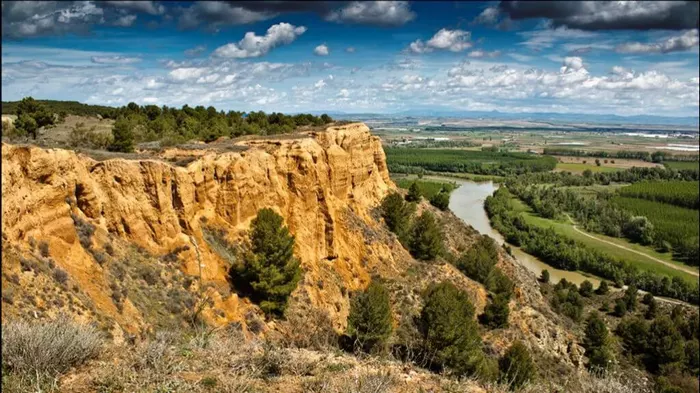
430, 176, 600, 286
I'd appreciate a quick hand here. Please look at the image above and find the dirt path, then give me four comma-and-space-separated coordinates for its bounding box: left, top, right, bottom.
565, 214, 699, 277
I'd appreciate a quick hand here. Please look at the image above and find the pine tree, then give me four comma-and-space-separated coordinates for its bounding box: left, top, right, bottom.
596, 280, 610, 295
579, 280, 594, 297
584, 312, 613, 372
614, 298, 627, 317
409, 211, 443, 260
346, 280, 393, 354
406, 182, 421, 202
380, 192, 415, 244
539, 269, 550, 283
647, 316, 685, 371
499, 340, 536, 389
645, 298, 658, 320
420, 282, 482, 376
429, 190, 450, 211
109, 116, 135, 153
230, 208, 301, 316
456, 236, 499, 283
623, 284, 638, 311
480, 293, 510, 329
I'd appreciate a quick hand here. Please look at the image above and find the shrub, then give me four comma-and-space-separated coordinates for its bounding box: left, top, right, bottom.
408, 211, 443, 261
613, 299, 627, 317
579, 280, 594, 297
647, 316, 685, 372
1, 316, 102, 380
38, 241, 50, 258
108, 116, 135, 153
616, 316, 649, 355
499, 340, 536, 390
642, 292, 654, 305
623, 285, 638, 311
485, 268, 514, 298
229, 208, 302, 316
479, 293, 510, 329
551, 284, 584, 322
584, 312, 612, 372
596, 280, 610, 295
53, 268, 69, 285
406, 182, 421, 202
419, 282, 483, 377
429, 190, 450, 211
645, 298, 658, 320
380, 192, 415, 244
456, 236, 499, 284
346, 280, 393, 354
539, 269, 550, 283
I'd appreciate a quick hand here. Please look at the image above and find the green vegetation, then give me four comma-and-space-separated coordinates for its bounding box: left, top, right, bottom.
385, 148, 557, 176
394, 178, 457, 200
429, 189, 451, 211
583, 312, 613, 372
3, 98, 117, 118
555, 162, 620, 173
540, 270, 550, 283
619, 181, 699, 209
455, 236, 499, 284
485, 188, 699, 303
229, 208, 302, 316
544, 147, 698, 164
550, 279, 584, 322
498, 340, 536, 390
419, 282, 486, 377
406, 182, 422, 202
346, 280, 393, 354
380, 192, 415, 245
665, 161, 700, 171
8, 97, 55, 139
408, 211, 443, 261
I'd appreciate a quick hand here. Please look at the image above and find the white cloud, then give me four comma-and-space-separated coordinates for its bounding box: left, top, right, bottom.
314, 44, 330, 56
184, 45, 207, 57
91, 55, 141, 64
408, 28, 472, 54
346, 47, 356, 53
213, 23, 307, 58
468, 50, 501, 58
337, 89, 350, 97
326, 1, 415, 26
616, 29, 699, 54
112, 14, 137, 27
518, 27, 598, 50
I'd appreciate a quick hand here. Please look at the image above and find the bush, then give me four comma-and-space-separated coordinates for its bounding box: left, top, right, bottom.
408, 211, 443, 261
346, 280, 393, 354
615, 316, 648, 355
614, 299, 627, 317
579, 280, 594, 297
623, 285, 638, 311
429, 190, 450, 211
108, 116, 135, 152
645, 298, 658, 320
596, 280, 610, 295
229, 208, 301, 316
539, 269, 550, 283
642, 292, 654, 305
456, 236, 499, 284
485, 268, 514, 298
419, 282, 483, 377
551, 284, 584, 322
584, 312, 612, 372
499, 340, 535, 390
647, 316, 685, 372
380, 192, 415, 244
480, 293, 510, 329
52, 268, 69, 285
1, 316, 102, 380
406, 182, 421, 202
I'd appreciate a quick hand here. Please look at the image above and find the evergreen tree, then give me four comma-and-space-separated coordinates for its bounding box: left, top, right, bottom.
642, 292, 654, 305
647, 316, 685, 371
14, 114, 37, 139
579, 280, 594, 297
596, 280, 610, 295
230, 208, 301, 316
420, 282, 482, 376
456, 236, 499, 283
539, 269, 550, 283
380, 192, 415, 244
615, 316, 649, 355
480, 293, 510, 329
645, 298, 659, 320
614, 299, 628, 317
623, 284, 638, 311
685, 339, 699, 374
406, 182, 422, 202
486, 268, 514, 298
108, 116, 135, 153
498, 340, 536, 390
429, 189, 450, 211
346, 280, 393, 354
584, 312, 613, 372
409, 211, 443, 260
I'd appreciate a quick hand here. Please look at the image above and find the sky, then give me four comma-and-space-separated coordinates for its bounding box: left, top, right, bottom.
1, 1, 699, 117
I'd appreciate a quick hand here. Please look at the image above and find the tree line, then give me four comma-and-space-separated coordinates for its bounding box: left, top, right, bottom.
543, 147, 699, 163
484, 187, 699, 304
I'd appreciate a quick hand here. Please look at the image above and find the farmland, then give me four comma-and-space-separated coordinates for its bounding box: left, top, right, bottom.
618, 181, 699, 209
664, 161, 700, 171
394, 177, 458, 199
385, 147, 557, 176
554, 162, 621, 173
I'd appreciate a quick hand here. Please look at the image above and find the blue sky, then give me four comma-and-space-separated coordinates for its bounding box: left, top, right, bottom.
2, 1, 699, 117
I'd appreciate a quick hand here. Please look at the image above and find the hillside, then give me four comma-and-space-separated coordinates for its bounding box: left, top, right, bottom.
1, 123, 644, 392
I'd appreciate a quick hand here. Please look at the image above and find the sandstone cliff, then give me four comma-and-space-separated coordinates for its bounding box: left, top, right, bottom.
1, 122, 582, 368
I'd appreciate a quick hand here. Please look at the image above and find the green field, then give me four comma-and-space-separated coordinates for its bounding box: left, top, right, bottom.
555, 162, 621, 173
394, 178, 458, 199
619, 181, 699, 209
664, 161, 700, 171
385, 148, 557, 176
508, 196, 698, 284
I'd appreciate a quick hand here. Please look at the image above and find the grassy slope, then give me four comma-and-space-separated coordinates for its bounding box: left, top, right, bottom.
507, 197, 698, 284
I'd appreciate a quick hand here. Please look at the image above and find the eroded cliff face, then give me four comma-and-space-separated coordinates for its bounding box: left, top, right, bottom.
2, 124, 400, 333
1, 122, 583, 368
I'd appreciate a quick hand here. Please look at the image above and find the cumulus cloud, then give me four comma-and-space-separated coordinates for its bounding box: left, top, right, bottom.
616, 29, 699, 54
213, 23, 307, 58
468, 50, 501, 58
103, 1, 164, 15
1, 1, 105, 39
326, 1, 415, 26
177, 1, 275, 30
314, 44, 330, 56
408, 29, 472, 54
91, 55, 141, 64
112, 14, 137, 27
184, 45, 207, 57
499, 1, 698, 31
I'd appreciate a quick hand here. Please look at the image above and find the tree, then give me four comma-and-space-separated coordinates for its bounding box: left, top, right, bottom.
429, 189, 450, 211
108, 116, 135, 152
230, 208, 302, 316
346, 280, 393, 354
486, 268, 514, 298
499, 340, 536, 390
642, 292, 654, 305
456, 236, 499, 284
480, 293, 510, 329
320, 114, 332, 124
539, 269, 550, 283
14, 114, 37, 139
647, 316, 685, 372
584, 312, 612, 371
380, 192, 415, 244
623, 284, 638, 311
579, 280, 594, 297
596, 280, 610, 295
583, 169, 593, 178
686, 339, 699, 374
595, 159, 601, 167
614, 299, 627, 317
623, 217, 655, 245
406, 182, 422, 202
420, 282, 483, 376
14, 97, 54, 139
616, 316, 648, 355
409, 211, 443, 260
645, 298, 658, 320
